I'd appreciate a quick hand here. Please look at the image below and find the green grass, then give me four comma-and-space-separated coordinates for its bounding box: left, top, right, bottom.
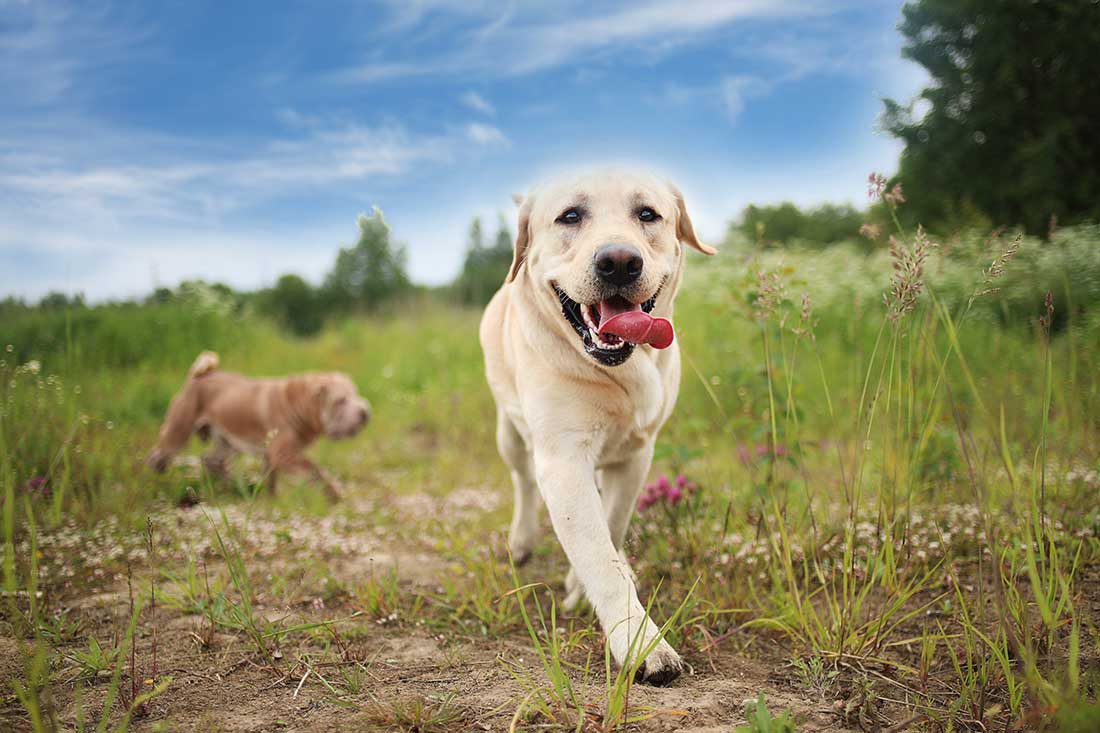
3, 224, 1100, 730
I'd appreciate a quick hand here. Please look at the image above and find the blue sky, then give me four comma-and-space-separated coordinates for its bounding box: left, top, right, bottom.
0, 0, 925, 301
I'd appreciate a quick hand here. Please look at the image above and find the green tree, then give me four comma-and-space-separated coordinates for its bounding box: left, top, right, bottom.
37, 292, 86, 310
883, 0, 1100, 235
322, 208, 411, 311
258, 274, 324, 337
452, 215, 513, 304
736, 202, 864, 246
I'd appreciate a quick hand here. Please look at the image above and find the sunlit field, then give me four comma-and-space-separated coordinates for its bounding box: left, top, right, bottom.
4, 217, 1100, 731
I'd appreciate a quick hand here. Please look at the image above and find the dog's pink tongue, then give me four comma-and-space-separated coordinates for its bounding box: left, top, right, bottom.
597, 301, 674, 349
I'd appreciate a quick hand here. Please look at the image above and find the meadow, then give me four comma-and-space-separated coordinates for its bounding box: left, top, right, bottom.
3, 220, 1100, 731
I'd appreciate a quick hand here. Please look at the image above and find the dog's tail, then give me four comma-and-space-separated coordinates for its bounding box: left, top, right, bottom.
188, 351, 219, 379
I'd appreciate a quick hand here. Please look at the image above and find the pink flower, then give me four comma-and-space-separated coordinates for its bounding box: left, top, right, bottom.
867, 172, 887, 201
636, 473, 699, 512
884, 183, 906, 208
754, 443, 788, 459
22, 476, 49, 499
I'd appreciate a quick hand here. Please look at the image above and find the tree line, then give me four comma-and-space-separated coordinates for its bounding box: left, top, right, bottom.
1, 209, 515, 338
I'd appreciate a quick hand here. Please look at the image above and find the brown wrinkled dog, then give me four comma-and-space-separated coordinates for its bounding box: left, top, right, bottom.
146, 351, 370, 498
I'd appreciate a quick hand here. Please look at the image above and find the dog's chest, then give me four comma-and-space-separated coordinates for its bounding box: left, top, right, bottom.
594, 354, 673, 464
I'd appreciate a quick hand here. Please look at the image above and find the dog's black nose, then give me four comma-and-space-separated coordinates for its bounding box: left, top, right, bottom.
594, 244, 643, 287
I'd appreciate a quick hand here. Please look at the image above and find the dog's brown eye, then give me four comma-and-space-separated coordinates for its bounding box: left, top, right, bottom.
637, 207, 660, 223
556, 208, 583, 225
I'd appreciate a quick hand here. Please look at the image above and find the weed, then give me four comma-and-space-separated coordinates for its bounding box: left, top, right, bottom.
69, 636, 123, 681
789, 655, 839, 699
360, 693, 471, 732
735, 693, 798, 733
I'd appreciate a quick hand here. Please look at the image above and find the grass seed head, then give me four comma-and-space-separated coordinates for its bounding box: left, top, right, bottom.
884, 225, 934, 322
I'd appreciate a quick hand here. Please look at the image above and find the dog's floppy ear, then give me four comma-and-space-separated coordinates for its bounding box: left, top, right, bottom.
506, 193, 534, 283
670, 183, 716, 256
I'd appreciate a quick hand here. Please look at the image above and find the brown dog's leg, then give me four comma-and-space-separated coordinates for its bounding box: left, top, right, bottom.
147, 353, 219, 472
147, 385, 202, 472
201, 436, 236, 481
264, 431, 342, 500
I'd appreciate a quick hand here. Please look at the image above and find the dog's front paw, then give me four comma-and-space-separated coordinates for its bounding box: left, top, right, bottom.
607, 620, 683, 686
324, 480, 344, 502
146, 449, 170, 473
633, 640, 683, 686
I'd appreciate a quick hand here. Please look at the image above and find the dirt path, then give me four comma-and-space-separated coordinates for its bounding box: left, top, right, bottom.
4, 485, 860, 732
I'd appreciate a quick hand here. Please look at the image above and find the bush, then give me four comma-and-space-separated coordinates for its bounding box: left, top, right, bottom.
709, 224, 1100, 331
256, 274, 325, 337
735, 202, 865, 246
0, 297, 252, 372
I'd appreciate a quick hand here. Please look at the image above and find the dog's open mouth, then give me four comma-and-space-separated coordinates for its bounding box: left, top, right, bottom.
554, 286, 666, 367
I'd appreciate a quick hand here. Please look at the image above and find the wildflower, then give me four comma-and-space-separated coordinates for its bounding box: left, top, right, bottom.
637, 473, 699, 512
24, 360, 40, 375
884, 183, 906, 208
755, 442, 788, 459
23, 476, 50, 499
752, 269, 785, 321
867, 172, 887, 201
859, 223, 881, 240
790, 293, 815, 340
675, 474, 697, 494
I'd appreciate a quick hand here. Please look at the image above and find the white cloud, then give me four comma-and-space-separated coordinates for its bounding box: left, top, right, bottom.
460, 90, 495, 115
0, 1, 152, 110
0, 120, 468, 228
465, 122, 509, 147
334, 0, 824, 82
649, 75, 767, 125
0, 115, 517, 300
720, 75, 766, 123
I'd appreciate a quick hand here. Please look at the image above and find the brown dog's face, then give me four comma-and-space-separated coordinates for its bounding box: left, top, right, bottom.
511, 170, 713, 366
318, 374, 371, 439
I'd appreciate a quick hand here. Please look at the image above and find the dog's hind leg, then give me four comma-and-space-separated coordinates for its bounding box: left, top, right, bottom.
497, 411, 540, 565
599, 443, 655, 552
146, 384, 202, 472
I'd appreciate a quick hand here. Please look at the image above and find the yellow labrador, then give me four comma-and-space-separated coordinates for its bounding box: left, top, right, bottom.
479, 170, 714, 685
146, 351, 371, 498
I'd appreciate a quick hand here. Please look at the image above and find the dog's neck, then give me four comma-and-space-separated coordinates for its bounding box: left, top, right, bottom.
280, 378, 324, 438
